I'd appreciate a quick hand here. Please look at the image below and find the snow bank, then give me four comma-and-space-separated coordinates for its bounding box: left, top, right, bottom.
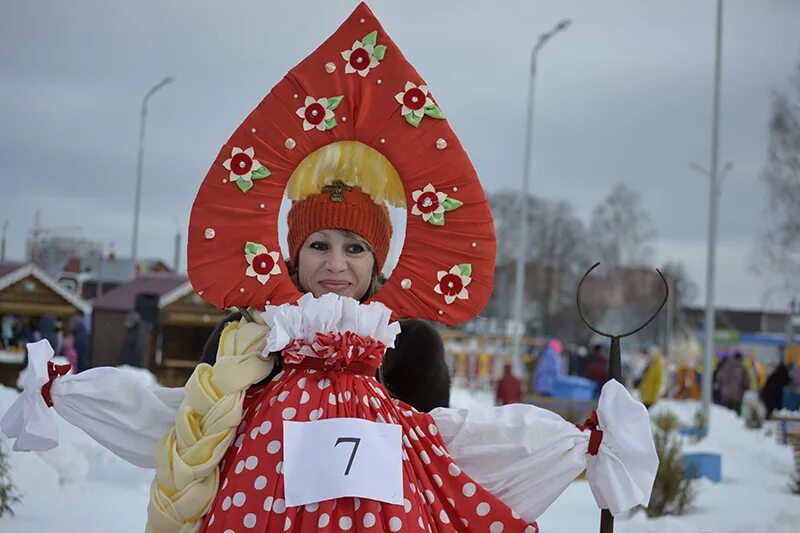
0, 368, 155, 532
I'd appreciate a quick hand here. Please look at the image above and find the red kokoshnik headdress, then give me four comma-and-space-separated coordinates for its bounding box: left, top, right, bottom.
188, 2, 496, 326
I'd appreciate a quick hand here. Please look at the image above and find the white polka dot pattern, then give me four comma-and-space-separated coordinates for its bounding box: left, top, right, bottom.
202, 364, 538, 532
490, 520, 505, 532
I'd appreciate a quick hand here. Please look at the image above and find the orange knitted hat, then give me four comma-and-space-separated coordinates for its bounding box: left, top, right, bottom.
287, 184, 392, 272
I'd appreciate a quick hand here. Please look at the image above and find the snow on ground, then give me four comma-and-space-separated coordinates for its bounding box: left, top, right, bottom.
449, 385, 495, 410
1, 378, 798, 532
538, 399, 799, 533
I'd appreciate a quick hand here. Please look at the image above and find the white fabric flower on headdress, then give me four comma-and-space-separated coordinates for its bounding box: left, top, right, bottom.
245, 242, 282, 285
434, 264, 472, 304
411, 184, 447, 222
296, 96, 336, 131
223, 147, 269, 182
341, 40, 380, 77
395, 82, 433, 118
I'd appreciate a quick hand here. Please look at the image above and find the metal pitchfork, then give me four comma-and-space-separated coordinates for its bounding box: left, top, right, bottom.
575, 262, 669, 533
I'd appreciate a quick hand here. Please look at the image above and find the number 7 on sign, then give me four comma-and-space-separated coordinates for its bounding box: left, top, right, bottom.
334, 437, 361, 475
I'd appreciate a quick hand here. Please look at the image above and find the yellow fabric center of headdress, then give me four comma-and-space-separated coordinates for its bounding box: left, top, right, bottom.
286, 140, 406, 207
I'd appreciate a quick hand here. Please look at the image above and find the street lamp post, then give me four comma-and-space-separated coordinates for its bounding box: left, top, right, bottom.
131, 76, 174, 275
691, 159, 731, 429
695, 0, 726, 430
1, 220, 8, 262
510, 19, 572, 376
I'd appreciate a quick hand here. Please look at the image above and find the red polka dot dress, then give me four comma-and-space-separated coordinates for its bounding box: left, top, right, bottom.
201, 331, 539, 532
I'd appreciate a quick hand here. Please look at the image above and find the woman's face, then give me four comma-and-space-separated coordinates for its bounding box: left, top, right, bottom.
297, 229, 376, 300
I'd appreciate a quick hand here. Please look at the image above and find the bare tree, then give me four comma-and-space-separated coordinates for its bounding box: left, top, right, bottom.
533, 199, 591, 333
488, 191, 542, 266
589, 183, 657, 269
659, 260, 698, 308
758, 61, 800, 287
486, 191, 589, 336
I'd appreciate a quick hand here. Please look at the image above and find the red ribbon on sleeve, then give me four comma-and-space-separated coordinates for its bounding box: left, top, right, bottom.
577, 410, 604, 456
41, 361, 72, 408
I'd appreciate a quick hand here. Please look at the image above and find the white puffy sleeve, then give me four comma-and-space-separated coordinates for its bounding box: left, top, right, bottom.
430, 379, 658, 522
1, 340, 182, 469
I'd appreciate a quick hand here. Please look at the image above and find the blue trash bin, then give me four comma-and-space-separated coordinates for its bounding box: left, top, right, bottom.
782, 388, 800, 411
678, 426, 708, 439
682, 452, 721, 482
552, 376, 597, 400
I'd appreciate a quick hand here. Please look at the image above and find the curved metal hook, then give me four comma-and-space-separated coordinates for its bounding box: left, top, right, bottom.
576, 262, 669, 339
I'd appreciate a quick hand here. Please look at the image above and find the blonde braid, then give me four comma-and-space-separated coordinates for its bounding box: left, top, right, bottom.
146, 314, 275, 532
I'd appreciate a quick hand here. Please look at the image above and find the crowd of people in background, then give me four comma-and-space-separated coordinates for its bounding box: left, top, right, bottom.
0, 314, 89, 372
493, 337, 800, 421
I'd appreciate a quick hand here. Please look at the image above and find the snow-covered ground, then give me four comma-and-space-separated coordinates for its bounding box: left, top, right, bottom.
539, 398, 799, 532
1, 375, 798, 532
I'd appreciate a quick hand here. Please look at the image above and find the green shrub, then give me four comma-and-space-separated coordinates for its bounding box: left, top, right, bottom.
0, 441, 21, 518
643, 411, 696, 517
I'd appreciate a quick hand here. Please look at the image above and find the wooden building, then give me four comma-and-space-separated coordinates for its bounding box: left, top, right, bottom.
156, 281, 228, 386
0, 261, 90, 387
90, 274, 226, 386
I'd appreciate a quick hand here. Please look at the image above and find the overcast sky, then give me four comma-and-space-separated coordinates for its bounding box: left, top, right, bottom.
2, 0, 799, 310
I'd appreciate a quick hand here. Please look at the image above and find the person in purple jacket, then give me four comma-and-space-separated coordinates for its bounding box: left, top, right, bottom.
534, 339, 563, 396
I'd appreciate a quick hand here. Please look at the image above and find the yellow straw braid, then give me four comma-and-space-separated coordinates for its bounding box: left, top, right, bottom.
145, 315, 275, 532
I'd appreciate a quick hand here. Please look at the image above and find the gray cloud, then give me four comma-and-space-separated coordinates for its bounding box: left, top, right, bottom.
2, 0, 800, 309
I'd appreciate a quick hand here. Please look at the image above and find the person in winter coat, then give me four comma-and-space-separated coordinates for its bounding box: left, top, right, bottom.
37, 314, 60, 356
583, 344, 609, 396
60, 322, 78, 371
534, 339, 563, 396
638, 347, 664, 409
712, 356, 728, 405
715, 351, 750, 415
119, 311, 146, 367
70, 315, 90, 372
760, 362, 791, 418
496, 363, 523, 405
791, 363, 800, 387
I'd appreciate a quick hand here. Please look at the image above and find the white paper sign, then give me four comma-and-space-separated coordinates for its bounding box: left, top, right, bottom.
283, 418, 403, 507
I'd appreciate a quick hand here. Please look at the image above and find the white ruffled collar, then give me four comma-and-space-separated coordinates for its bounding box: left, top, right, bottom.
260, 293, 401, 353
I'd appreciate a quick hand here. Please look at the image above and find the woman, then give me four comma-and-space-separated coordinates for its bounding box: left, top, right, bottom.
173, 179, 545, 532
3, 5, 658, 533
200, 208, 451, 413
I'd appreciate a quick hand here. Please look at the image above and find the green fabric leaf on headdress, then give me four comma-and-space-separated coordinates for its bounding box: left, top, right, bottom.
373, 45, 387, 61
458, 263, 472, 277
424, 104, 445, 119
324, 117, 337, 130
442, 197, 463, 212
251, 166, 271, 180
237, 178, 253, 193
326, 96, 344, 111
404, 113, 422, 128
245, 242, 261, 255
362, 31, 377, 47
427, 212, 445, 226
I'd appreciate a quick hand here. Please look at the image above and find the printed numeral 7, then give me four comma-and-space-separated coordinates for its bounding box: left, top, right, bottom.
334, 437, 361, 475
